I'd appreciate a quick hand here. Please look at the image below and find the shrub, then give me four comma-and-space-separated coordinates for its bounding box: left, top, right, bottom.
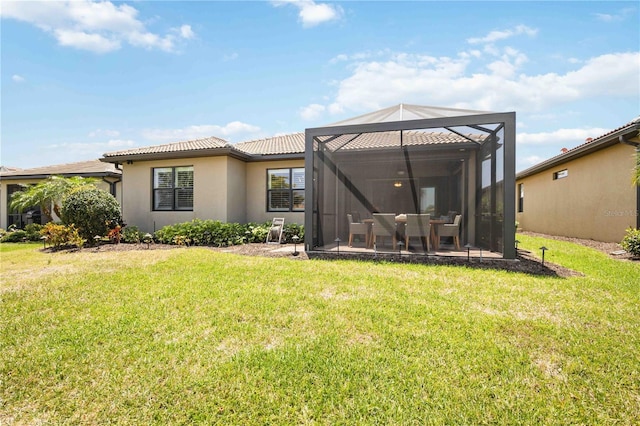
61, 187, 122, 241
24, 223, 44, 241
282, 223, 304, 244
0, 230, 28, 243
621, 227, 640, 258
155, 219, 248, 247
246, 222, 270, 243
0, 228, 6, 238
153, 219, 304, 247
40, 223, 85, 248
122, 226, 143, 244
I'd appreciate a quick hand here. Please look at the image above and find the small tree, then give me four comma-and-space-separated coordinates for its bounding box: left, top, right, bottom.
633, 152, 640, 187
9, 176, 97, 222
61, 187, 122, 241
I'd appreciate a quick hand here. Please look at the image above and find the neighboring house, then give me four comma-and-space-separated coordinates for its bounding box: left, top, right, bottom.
0, 160, 122, 230
100, 134, 306, 233
516, 117, 640, 243
101, 104, 517, 258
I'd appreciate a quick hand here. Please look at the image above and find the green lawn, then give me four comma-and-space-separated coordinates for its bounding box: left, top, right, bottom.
1, 235, 639, 424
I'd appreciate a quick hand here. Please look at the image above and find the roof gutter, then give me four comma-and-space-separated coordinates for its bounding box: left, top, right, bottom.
0, 171, 121, 181
619, 133, 640, 148
100, 147, 252, 164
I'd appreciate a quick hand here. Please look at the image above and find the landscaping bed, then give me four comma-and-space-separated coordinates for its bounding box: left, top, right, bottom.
42, 230, 636, 278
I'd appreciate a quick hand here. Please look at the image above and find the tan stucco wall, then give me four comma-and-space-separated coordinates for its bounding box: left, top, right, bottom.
226, 157, 247, 223
245, 159, 305, 225
516, 143, 637, 242
1, 178, 118, 229
120, 156, 239, 233
113, 156, 305, 233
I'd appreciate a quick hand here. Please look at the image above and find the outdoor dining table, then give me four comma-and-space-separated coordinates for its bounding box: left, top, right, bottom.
363, 215, 448, 249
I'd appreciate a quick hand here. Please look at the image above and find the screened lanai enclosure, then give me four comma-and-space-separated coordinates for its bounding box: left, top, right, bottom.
304, 104, 516, 259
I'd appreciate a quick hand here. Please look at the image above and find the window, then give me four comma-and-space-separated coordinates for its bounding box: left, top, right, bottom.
267, 168, 305, 211
518, 183, 524, 212
553, 169, 568, 180
153, 166, 193, 211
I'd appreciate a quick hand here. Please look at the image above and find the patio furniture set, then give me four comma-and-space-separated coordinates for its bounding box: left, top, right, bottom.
347, 213, 462, 252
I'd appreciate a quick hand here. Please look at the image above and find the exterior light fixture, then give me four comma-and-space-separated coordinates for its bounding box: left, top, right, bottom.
394, 181, 403, 188
334, 237, 341, 255
515, 240, 520, 251
41, 235, 47, 249
142, 233, 153, 249
464, 243, 473, 262
540, 246, 548, 265
292, 235, 300, 256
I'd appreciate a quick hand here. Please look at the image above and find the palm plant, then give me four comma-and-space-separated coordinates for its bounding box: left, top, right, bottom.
9, 176, 97, 222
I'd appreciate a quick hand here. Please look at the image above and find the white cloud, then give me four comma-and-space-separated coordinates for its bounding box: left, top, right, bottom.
517, 128, 610, 146
45, 139, 137, 163
12, 74, 25, 83
54, 28, 121, 53
223, 52, 239, 61
127, 31, 175, 52
89, 129, 120, 138
0, 0, 193, 53
300, 103, 325, 120
329, 53, 349, 64
142, 122, 262, 142
522, 155, 544, 166
467, 24, 538, 45
272, 0, 343, 27
594, 8, 636, 22
312, 50, 639, 116
178, 24, 194, 39
105, 139, 137, 148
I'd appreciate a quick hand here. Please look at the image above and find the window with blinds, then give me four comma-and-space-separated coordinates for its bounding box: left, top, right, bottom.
153, 166, 194, 211
267, 168, 304, 212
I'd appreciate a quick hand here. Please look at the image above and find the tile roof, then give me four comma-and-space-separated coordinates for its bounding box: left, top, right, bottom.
102, 136, 230, 158
0, 160, 121, 179
100, 129, 486, 162
557, 116, 640, 157
233, 132, 305, 155
323, 130, 486, 151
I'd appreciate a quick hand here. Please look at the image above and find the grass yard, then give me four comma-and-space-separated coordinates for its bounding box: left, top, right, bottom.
1, 235, 639, 424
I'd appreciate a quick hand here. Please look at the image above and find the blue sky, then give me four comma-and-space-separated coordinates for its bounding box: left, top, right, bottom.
1, 1, 638, 171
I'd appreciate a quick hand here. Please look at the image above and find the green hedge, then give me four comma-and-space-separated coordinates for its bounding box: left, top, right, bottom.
0, 224, 44, 243
154, 219, 304, 247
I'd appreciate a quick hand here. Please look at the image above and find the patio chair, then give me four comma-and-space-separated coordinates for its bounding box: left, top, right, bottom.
347, 214, 368, 247
371, 213, 397, 249
404, 214, 430, 252
266, 217, 285, 244
437, 214, 462, 250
